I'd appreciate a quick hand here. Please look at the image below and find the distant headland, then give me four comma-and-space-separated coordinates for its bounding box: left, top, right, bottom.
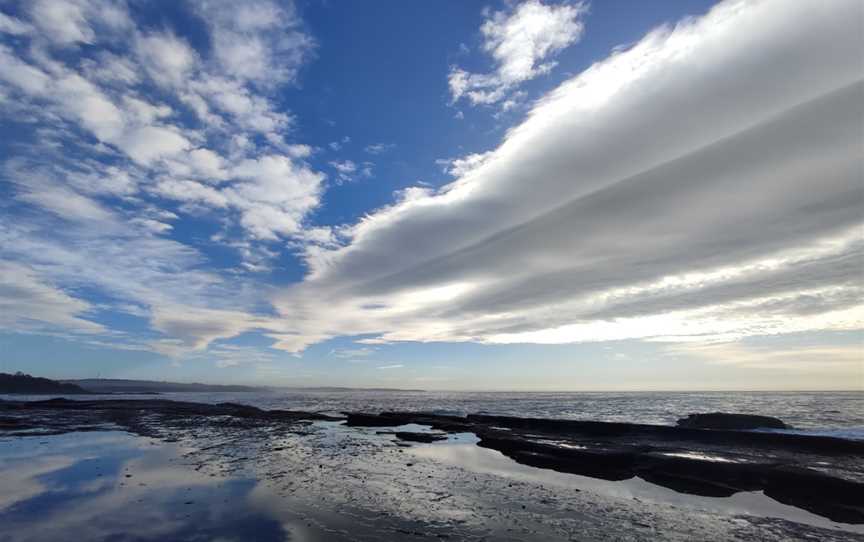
0, 372, 92, 394
60, 378, 262, 394
1, 374, 424, 395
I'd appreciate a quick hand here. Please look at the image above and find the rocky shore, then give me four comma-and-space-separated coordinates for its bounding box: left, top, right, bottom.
2, 398, 862, 526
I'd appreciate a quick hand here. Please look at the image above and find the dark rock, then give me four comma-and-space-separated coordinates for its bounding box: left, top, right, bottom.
344, 413, 406, 427
676, 413, 788, 430
393, 432, 447, 443
346, 412, 468, 431
477, 433, 864, 523
465, 414, 860, 455
0, 416, 26, 429
478, 435, 638, 481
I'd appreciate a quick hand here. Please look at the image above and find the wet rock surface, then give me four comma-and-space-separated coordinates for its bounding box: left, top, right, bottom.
346, 411, 864, 524
2, 398, 863, 539
0, 398, 340, 441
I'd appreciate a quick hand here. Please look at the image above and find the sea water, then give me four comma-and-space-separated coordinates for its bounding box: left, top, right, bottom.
4, 390, 863, 438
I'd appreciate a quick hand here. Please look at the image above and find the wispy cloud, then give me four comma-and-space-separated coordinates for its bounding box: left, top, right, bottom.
330, 347, 376, 359
0, 261, 104, 334
364, 143, 394, 155
667, 342, 864, 374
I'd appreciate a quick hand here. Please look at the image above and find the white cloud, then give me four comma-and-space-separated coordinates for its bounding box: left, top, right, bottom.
330, 347, 375, 359
193, 0, 315, 85
268, 0, 864, 352
3, 13, 321, 253
224, 154, 325, 240
188, 148, 227, 178
482, 1, 585, 83
392, 185, 433, 206
29, 0, 94, 45
19, 188, 113, 222
152, 178, 229, 208
286, 144, 313, 159
0, 261, 104, 334
0, 0, 328, 357
329, 159, 357, 183
669, 342, 864, 375
149, 305, 262, 352
190, 75, 291, 134
0, 12, 32, 36
6, 163, 116, 222
165, 147, 228, 182
365, 143, 394, 155
82, 52, 141, 86
147, 151, 326, 241
55, 73, 126, 140
25, 0, 131, 46
436, 151, 493, 177
90, 1, 132, 32
300, 226, 337, 247
129, 218, 173, 235
330, 160, 356, 174
122, 97, 173, 124
135, 32, 197, 88
0, 45, 51, 95
67, 166, 139, 197
203, 343, 279, 368
450, 0, 586, 106
0, 207, 283, 356
116, 126, 192, 165
0, 49, 194, 167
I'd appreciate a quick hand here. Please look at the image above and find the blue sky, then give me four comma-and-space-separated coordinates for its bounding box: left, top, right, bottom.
1, 0, 862, 390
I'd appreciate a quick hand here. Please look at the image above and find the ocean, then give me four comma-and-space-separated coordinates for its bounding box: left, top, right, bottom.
6, 389, 863, 437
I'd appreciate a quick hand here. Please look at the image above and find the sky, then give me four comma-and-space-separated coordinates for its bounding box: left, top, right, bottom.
0, 0, 862, 391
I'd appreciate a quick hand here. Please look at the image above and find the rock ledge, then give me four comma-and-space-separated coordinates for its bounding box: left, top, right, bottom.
677, 412, 788, 430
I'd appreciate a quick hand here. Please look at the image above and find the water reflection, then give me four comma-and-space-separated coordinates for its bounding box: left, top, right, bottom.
408, 439, 864, 534
2, 427, 861, 541
0, 432, 291, 542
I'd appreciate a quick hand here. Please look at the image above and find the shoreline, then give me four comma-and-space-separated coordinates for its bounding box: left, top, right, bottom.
2, 397, 862, 526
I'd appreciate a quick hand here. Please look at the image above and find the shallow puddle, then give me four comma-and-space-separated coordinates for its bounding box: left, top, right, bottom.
406, 438, 864, 534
